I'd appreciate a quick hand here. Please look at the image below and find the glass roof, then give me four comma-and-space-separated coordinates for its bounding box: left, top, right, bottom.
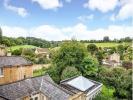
67, 76, 95, 91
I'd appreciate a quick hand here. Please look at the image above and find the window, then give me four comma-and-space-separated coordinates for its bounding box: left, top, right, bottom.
0, 68, 3, 76
24, 75, 26, 79
35, 97, 38, 100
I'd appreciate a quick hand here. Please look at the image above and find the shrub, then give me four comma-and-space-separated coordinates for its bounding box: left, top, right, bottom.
61, 67, 81, 80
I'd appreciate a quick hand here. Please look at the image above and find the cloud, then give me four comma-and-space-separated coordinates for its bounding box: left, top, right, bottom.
31, 25, 68, 40
1, 26, 28, 37
32, 0, 62, 10
110, 0, 133, 21
116, 1, 133, 20
77, 14, 94, 22
62, 23, 133, 40
4, 0, 28, 17
84, 0, 118, 13
1, 23, 133, 41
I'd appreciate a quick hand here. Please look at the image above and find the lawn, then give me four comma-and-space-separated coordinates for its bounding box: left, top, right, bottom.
85, 42, 131, 48
94, 85, 115, 100
8, 45, 37, 51
101, 85, 115, 98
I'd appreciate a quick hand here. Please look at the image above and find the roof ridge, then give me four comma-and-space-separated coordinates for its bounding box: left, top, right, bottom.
42, 78, 73, 95
0, 75, 46, 86
60, 75, 81, 83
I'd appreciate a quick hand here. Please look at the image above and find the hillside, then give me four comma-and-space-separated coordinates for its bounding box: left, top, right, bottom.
85, 42, 131, 48
8, 45, 37, 51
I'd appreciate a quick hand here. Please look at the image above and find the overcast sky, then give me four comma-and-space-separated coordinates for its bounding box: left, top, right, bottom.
0, 0, 133, 40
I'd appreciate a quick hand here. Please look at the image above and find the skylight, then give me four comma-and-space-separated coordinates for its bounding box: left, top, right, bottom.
67, 76, 95, 91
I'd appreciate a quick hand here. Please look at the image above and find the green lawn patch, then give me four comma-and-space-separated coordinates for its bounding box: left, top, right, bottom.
85, 42, 131, 48
8, 45, 37, 51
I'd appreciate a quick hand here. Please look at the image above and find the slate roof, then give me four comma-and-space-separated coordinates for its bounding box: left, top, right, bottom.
0, 75, 71, 100
60, 76, 102, 94
0, 56, 32, 68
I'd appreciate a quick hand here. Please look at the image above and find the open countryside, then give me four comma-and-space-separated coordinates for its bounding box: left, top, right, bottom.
0, 0, 132, 100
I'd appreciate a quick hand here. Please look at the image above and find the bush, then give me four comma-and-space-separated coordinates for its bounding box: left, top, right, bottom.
61, 67, 81, 80
11, 48, 22, 55
122, 61, 132, 69
47, 65, 61, 83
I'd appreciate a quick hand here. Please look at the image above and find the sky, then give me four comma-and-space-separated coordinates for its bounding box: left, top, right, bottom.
0, 0, 133, 41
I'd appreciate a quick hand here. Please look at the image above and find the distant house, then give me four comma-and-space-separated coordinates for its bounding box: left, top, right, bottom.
35, 48, 50, 59
0, 75, 102, 100
60, 76, 102, 100
0, 45, 6, 56
0, 56, 33, 85
102, 53, 121, 67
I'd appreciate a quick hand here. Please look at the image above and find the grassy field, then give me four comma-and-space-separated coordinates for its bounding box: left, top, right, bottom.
8, 45, 37, 51
84, 42, 131, 47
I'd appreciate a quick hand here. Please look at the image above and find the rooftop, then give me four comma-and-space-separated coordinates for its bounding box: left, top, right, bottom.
60, 76, 102, 94
0, 75, 71, 100
0, 56, 32, 68
67, 76, 95, 91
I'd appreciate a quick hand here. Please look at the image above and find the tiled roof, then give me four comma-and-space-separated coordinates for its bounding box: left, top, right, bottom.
0, 75, 71, 100
0, 56, 32, 68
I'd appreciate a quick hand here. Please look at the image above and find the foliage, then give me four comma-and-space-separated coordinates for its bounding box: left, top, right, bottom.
21, 48, 36, 62
0, 27, 2, 44
99, 67, 132, 99
61, 67, 81, 80
33, 67, 47, 77
103, 36, 110, 42
95, 51, 104, 65
52, 41, 87, 68
1, 36, 58, 48
81, 56, 99, 77
10, 45, 36, 51
117, 45, 125, 60
122, 61, 132, 69
47, 65, 61, 83
49, 40, 87, 83
123, 46, 132, 61
87, 44, 98, 55
94, 85, 115, 100
11, 48, 23, 55
35, 57, 50, 64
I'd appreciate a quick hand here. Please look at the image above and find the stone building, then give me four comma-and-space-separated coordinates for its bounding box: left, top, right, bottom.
102, 53, 121, 67
0, 75, 102, 100
0, 56, 33, 85
0, 45, 6, 56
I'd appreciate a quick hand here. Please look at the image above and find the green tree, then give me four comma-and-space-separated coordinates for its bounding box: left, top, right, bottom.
87, 44, 98, 55
61, 67, 81, 80
52, 41, 87, 69
21, 48, 36, 62
47, 65, 61, 83
0, 27, 2, 44
49, 40, 87, 83
99, 67, 132, 99
95, 51, 104, 65
103, 36, 110, 42
12, 48, 23, 55
117, 45, 124, 60
81, 56, 99, 77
